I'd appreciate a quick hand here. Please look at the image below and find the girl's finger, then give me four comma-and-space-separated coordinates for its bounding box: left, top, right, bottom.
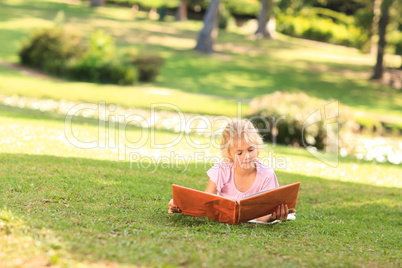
284, 204, 288, 219
280, 204, 284, 220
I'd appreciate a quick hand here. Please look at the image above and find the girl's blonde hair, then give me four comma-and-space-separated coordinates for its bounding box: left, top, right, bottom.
220, 119, 264, 161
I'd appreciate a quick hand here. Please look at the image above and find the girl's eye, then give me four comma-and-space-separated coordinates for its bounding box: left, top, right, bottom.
236, 152, 242, 155
248, 149, 254, 152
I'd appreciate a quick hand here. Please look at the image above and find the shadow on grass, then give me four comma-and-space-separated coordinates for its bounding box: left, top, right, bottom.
1, 152, 400, 266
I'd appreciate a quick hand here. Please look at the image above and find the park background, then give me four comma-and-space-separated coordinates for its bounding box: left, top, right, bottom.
0, 0, 401, 267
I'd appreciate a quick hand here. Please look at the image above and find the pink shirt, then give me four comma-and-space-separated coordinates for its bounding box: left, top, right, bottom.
206, 161, 279, 201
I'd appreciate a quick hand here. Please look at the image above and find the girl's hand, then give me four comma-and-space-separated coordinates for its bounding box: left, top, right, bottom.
168, 199, 181, 214
270, 204, 295, 222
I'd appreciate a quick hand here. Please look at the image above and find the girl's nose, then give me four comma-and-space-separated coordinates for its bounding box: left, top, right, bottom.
244, 151, 250, 159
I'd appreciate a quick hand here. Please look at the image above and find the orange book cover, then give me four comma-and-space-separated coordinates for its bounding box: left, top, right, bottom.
172, 182, 301, 225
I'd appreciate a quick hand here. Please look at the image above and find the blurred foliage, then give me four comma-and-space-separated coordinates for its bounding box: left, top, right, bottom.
86, 29, 115, 62
388, 30, 402, 56
107, 0, 260, 15
222, 0, 259, 17
387, 0, 402, 56
20, 28, 138, 85
248, 92, 357, 150
354, 116, 384, 134
68, 58, 138, 85
278, 0, 366, 15
68, 29, 117, 79
277, 7, 369, 49
124, 49, 165, 82
68, 30, 137, 85
109, 0, 181, 8
19, 27, 85, 75
63, 29, 137, 85
218, 3, 231, 30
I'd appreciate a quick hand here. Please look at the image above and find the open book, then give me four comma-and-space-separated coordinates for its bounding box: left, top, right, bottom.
172, 182, 300, 225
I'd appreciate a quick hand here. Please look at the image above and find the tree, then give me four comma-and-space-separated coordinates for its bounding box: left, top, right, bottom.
255, 0, 276, 39
175, 0, 189, 21
372, 0, 394, 79
195, 0, 221, 53
370, 0, 382, 54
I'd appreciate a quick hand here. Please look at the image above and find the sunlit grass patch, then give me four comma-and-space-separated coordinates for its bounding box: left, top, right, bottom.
0, 65, 245, 116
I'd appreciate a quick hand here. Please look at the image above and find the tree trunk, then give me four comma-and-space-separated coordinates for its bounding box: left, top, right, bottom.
255, 0, 276, 39
370, 0, 382, 55
90, 0, 104, 7
175, 0, 188, 21
194, 0, 221, 54
372, 0, 392, 79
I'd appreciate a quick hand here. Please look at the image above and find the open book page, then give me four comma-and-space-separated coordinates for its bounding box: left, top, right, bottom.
238, 182, 300, 223
243, 183, 294, 198
172, 185, 237, 224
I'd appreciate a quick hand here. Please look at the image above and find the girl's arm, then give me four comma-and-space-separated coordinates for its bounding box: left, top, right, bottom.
256, 204, 296, 222
205, 180, 217, 194
256, 214, 274, 222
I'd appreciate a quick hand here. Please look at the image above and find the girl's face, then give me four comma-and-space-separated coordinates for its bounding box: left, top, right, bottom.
229, 137, 259, 170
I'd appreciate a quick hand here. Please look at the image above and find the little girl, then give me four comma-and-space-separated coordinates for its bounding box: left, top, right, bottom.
168, 119, 294, 222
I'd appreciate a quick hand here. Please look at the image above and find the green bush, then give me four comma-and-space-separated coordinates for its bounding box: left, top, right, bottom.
125, 50, 165, 82
68, 58, 137, 85
19, 27, 85, 75
387, 31, 402, 56
218, 3, 231, 30
276, 8, 368, 49
248, 92, 357, 150
223, 0, 259, 17
68, 29, 137, 85
85, 29, 115, 62
20, 27, 137, 85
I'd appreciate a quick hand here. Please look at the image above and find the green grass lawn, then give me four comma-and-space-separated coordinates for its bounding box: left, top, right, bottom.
0, 0, 401, 120
1, 103, 401, 267
1, 154, 401, 267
